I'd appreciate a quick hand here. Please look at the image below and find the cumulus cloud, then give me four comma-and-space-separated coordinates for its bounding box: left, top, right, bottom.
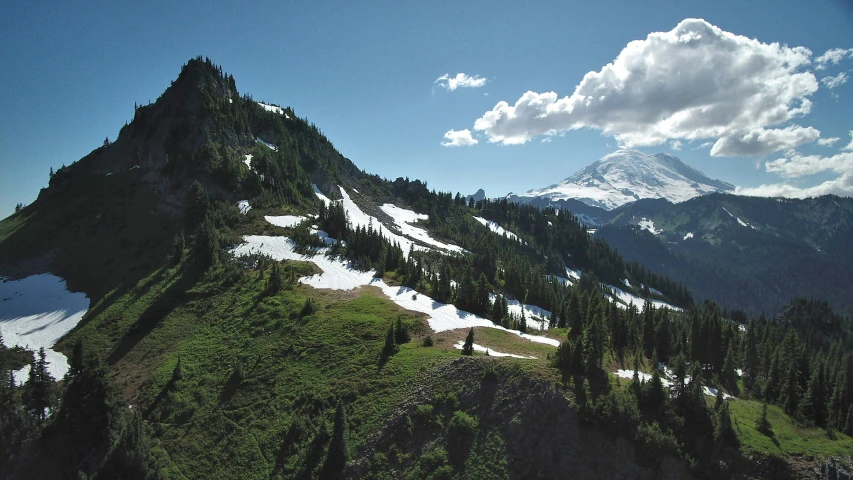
441, 129, 478, 147
435, 73, 487, 91
765, 150, 853, 178
735, 172, 853, 198
669, 140, 683, 151
821, 72, 849, 89
710, 125, 820, 157
815, 48, 853, 70
471, 18, 819, 157
817, 137, 840, 147
843, 131, 853, 151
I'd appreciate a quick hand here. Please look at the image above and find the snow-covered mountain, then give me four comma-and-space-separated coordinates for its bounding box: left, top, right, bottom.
512, 149, 734, 210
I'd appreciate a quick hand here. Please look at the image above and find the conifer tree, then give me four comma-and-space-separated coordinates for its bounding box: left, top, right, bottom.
844, 403, 853, 436
69, 337, 84, 379
462, 328, 474, 356
394, 316, 410, 345
267, 263, 283, 295
383, 322, 396, 357
715, 403, 738, 448
756, 403, 772, 436
321, 402, 349, 479
24, 347, 53, 421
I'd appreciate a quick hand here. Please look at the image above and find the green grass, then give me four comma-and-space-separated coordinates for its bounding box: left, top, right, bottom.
58, 260, 464, 479
729, 400, 853, 458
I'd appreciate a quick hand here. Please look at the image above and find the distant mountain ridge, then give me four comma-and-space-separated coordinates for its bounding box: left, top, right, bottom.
510, 149, 734, 210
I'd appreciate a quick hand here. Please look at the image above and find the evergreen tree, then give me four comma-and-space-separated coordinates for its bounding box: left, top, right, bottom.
321, 402, 349, 479
23, 347, 53, 421
69, 337, 84, 379
267, 263, 283, 294
462, 328, 474, 356
170, 231, 185, 266
756, 403, 772, 436
394, 316, 410, 345
844, 403, 853, 436
722, 344, 738, 395
715, 403, 738, 448
382, 322, 396, 357
193, 216, 219, 270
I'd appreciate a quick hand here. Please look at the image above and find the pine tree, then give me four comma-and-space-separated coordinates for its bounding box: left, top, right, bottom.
722, 344, 738, 395
24, 347, 53, 421
756, 403, 772, 436
462, 328, 474, 356
844, 403, 853, 436
715, 403, 738, 448
170, 231, 185, 266
69, 338, 84, 379
394, 316, 410, 345
267, 263, 283, 294
321, 402, 349, 479
383, 322, 396, 357
193, 216, 219, 270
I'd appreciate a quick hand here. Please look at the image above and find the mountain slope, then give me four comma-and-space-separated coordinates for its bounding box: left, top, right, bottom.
595, 193, 853, 316
511, 149, 734, 210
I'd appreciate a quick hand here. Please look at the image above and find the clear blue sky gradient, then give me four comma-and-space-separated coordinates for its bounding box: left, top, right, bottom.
2, 1, 852, 219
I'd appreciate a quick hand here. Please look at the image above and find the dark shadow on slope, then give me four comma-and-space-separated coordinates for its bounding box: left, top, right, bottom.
106, 264, 200, 365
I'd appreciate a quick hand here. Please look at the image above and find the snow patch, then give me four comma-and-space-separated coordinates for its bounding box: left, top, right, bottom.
238, 200, 251, 215
382, 204, 466, 253
244, 154, 253, 169
0, 274, 90, 385
472, 216, 521, 243
313, 184, 332, 207
257, 102, 290, 119
231, 235, 559, 348
637, 217, 661, 235
683, 232, 694, 240
453, 340, 536, 359
256, 137, 277, 151
491, 294, 551, 331
264, 215, 307, 228
608, 284, 682, 312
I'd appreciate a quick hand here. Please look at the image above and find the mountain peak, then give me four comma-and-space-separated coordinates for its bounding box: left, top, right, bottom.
517, 149, 733, 210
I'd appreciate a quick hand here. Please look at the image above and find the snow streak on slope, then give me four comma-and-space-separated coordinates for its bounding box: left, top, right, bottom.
336, 188, 428, 257
231, 236, 560, 348
382, 204, 466, 253
491, 294, 552, 331
515, 149, 733, 210
614, 369, 735, 399
472, 216, 521, 242
256, 137, 277, 151
313, 184, 332, 207
722, 207, 754, 228
683, 232, 694, 240
264, 215, 307, 228
0, 274, 90, 385
257, 102, 290, 119
244, 154, 253, 169
453, 340, 536, 359
608, 284, 682, 312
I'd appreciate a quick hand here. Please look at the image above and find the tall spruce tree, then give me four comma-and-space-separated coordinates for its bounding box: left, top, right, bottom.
462, 328, 474, 356
321, 402, 349, 479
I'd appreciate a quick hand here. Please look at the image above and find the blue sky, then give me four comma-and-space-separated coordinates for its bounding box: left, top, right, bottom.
2, 1, 852, 219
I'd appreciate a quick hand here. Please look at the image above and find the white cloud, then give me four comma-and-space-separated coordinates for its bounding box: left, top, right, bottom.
765, 150, 853, 178
435, 73, 487, 91
670, 140, 682, 151
696, 141, 714, 149
471, 18, 819, 157
710, 125, 820, 157
817, 137, 840, 147
821, 72, 849, 89
843, 131, 853, 151
815, 48, 853, 70
441, 129, 478, 147
735, 172, 853, 198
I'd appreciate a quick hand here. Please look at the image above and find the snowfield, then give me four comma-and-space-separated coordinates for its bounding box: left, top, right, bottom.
264, 215, 307, 228
231, 235, 560, 348
607, 284, 682, 312
257, 102, 290, 119
0, 274, 90, 385
381, 203, 466, 253
453, 340, 536, 359
472, 216, 521, 243
238, 200, 251, 215
256, 137, 277, 151
492, 294, 552, 331
683, 232, 694, 240
243, 154, 253, 169
313, 184, 332, 207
